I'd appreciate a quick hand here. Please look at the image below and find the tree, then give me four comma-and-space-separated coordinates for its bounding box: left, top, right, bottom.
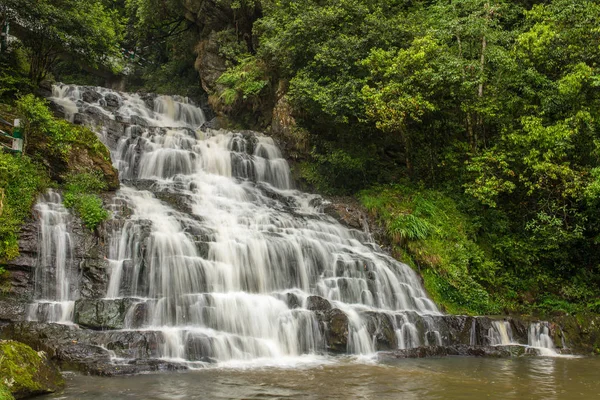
1, 0, 124, 83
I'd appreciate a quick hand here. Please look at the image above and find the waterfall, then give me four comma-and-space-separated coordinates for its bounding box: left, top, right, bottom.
489, 320, 514, 346
28, 190, 76, 323
46, 84, 444, 365
528, 322, 558, 356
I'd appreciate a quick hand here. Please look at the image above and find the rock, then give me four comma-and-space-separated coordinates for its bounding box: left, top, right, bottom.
0, 340, 64, 399
549, 313, 600, 354
155, 191, 195, 214
195, 32, 228, 96
82, 89, 102, 104
322, 198, 369, 232
363, 311, 397, 350
130, 115, 149, 127
74, 298, 138, 330
83, 359, 188, 376
104, 93, 122, 109
323, 309, 349, 353
306, 295, 332, 312
0, 299, 27, 323
379, 344, 533, 360
67, 144, 120, 191
285, 293, 302, 309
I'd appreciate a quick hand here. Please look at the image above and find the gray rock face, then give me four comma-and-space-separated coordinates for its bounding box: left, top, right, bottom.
74, 298, 139, 330
0, 322, 179, 375
195, 31, 228, 95
317, 308, 349, 353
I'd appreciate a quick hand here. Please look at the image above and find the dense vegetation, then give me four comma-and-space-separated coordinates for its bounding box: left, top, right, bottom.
212, 0, 600, 314
1, 0, 599, 315
0, 95, 115, 267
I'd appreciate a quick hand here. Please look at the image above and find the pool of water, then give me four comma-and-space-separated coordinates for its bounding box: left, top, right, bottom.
48, 356, 600, 399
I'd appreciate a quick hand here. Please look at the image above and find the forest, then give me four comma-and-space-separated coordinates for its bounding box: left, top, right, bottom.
1, 0, 599, 315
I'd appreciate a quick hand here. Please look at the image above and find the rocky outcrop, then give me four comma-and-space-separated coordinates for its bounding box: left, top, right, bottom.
548, 313, 600, 355
194, 32, 228, 97
0, 340, 64, 399
379, 344, 538, 360
0, 322, 181, 376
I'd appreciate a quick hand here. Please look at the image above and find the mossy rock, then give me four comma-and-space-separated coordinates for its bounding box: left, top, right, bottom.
0, 383, 15, 400
0, 340, 64, 399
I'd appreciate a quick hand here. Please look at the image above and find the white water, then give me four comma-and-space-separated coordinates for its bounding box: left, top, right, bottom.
46, 84, 444, 365
489, 320, 515, 346
528, 322, 559, 356
28, 190, 76, 323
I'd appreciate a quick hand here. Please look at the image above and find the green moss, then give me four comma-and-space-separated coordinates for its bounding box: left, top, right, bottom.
0, 383, 15, 400
63, 172, 110, 230
0, 340, 64, 398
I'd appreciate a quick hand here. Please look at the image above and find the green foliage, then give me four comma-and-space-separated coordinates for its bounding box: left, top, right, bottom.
225, 0, 600, 314
1, 0, 125, 83
16, 95, 111, 161
217, 57, 269, 107
360, 184, 504, 314
0, 46, 34, 101
0, 153, 47, 262
63, 172, 109, 230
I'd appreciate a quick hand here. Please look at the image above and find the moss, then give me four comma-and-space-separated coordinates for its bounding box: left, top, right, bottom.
0, 340, 64, 399
0, 383, 15, 400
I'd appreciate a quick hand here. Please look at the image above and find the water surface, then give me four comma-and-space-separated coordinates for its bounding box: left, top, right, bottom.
49, 356, 600, 399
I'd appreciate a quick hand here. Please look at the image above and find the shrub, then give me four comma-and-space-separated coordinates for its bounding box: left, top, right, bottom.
62, 172, 109, 230
0, 153, 47, 261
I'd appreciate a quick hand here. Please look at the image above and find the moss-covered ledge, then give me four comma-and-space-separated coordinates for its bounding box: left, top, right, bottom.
0, 340, 64, 399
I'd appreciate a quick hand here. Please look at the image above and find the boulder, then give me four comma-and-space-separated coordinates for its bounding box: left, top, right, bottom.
306, 295, 332, 312
324, 308, 349, 353
104, 93, 122, 109
82, 89, 102, 104
74, 298, 138, 330
0, 340, 64, 399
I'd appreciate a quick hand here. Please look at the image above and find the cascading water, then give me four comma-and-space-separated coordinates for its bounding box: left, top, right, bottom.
28, 190, 76, 323
45, 83, 446, 365
528, 322, 558, 356
489, 320, 514, 346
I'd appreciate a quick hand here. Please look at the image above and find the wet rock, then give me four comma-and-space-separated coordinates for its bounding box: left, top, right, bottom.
104, 93, 122, 109
0, 340, 64, 399
100, 330, 160, 359
155, 191, 194, 214
380, 344, 533, 360
82, 89, 102, 104
86, 359, 188, 376
0, 299, 27, 322
285, 293, 302, 309
549, 313, 600, 354
74, 298, 137, 330
323, 308, 349, 353
55, 343, 112, 371
139, 93, 157, 110
381, 346, 449, 359
130, 115, 149, 127
185, 333, 215, 362
363, 311, 397, 350
322, 197, 369, 232
306, 295, 332, 312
